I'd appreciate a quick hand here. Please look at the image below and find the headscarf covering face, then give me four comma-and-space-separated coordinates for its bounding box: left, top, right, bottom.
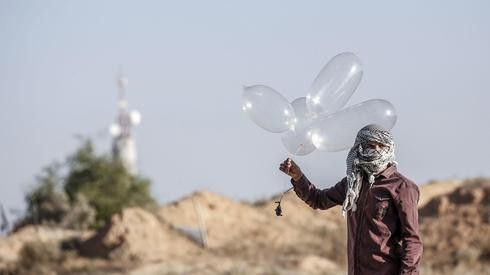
342, 124, 396, 217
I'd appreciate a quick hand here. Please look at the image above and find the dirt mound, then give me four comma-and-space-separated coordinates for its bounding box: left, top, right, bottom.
3, 178, 489, 274
0, 225, 82, 268
418, 179, 463, 207
79, 207, 200, 262
157, 190, 270, 250
419, 178, 490, 272
255, 190, 345, 231
157, 190, 345, 271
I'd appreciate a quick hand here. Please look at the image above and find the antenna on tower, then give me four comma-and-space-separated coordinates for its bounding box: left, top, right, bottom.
117, 65, 129, 110
109, 66, 141, 175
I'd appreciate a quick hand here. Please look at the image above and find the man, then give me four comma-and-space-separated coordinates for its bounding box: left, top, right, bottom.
279, 124, 423, 275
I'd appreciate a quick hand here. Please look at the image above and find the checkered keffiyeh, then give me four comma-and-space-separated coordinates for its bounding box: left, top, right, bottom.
342, 124, 397, 217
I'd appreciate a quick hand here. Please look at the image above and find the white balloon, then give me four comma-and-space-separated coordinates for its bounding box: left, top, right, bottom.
290, 97, 314, 129
130, 110, 142, 125
281, 97, 316, 155
306, 52, 363, 115
109, 123, 121, 137
308, 99, 397, 152
242, 85, 295, 133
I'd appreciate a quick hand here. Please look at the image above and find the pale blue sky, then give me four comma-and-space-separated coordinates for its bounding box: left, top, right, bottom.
1, 1, 489, 215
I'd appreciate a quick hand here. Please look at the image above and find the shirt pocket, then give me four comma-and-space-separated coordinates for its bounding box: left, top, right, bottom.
373, 195, 391, 221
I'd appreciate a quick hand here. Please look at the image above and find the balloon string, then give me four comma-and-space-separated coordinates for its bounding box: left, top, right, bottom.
275, 144, 304, 216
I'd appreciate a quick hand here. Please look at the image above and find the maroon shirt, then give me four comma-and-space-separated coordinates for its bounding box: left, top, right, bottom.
291, 165, 423, 275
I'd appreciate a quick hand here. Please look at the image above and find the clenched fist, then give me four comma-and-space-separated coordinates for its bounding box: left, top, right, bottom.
279, 158, 303, 182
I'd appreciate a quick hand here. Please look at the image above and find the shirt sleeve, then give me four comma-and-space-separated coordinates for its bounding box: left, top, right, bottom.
394, 181, 423, 275
290, 175, 347, 210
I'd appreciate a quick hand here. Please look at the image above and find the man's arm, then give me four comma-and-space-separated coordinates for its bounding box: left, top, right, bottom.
291, 175, 347, 210
394, 181, 423, 275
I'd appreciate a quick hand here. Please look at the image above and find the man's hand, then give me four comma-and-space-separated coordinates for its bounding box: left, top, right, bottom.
279, 158, 303, 182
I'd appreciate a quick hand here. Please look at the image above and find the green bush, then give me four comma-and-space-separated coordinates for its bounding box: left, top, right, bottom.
22, 165, 69, 226
64, 140, 155, 227
20, 139, 155, 229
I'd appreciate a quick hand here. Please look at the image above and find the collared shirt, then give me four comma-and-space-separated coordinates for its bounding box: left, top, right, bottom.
291, 165, 423, 275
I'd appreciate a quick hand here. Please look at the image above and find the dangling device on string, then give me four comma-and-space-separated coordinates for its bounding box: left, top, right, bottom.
275, 145, 304, 216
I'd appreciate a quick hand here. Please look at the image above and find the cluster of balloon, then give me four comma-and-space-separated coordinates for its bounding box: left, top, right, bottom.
242, 52, 397, 155
242, 52, 398, 216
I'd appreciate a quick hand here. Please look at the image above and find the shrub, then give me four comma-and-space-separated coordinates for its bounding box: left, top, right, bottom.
20, 139, 155, 230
